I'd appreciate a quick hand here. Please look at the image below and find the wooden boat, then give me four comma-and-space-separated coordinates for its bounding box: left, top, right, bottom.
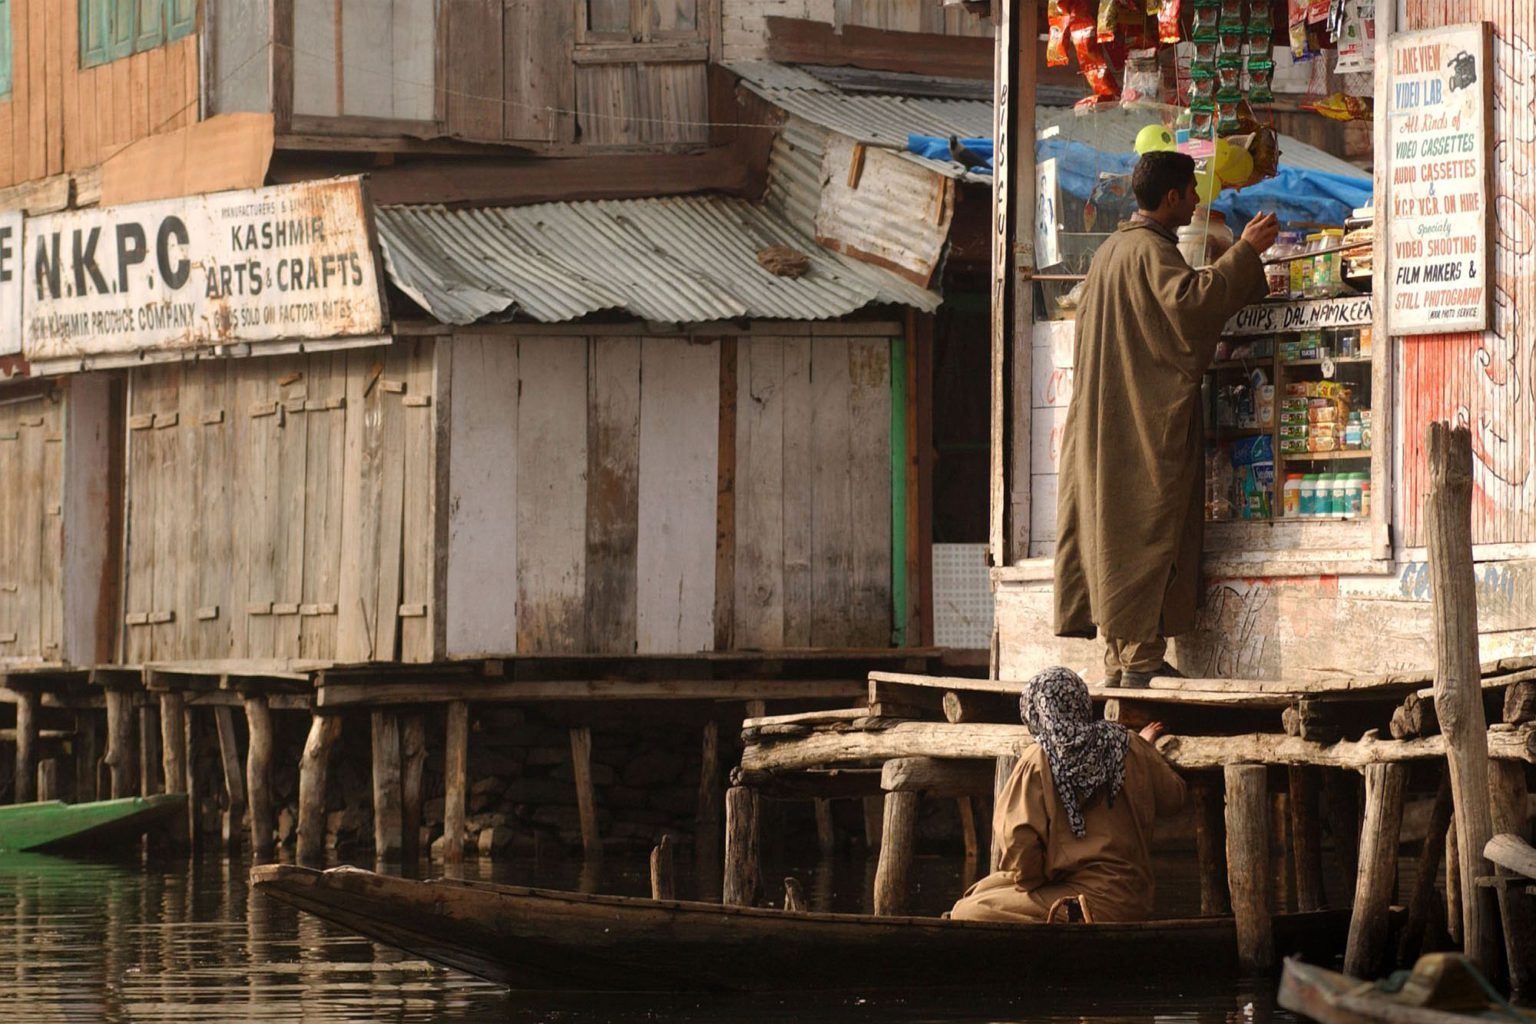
253, 864, 1365, 992
1279, 956, 1536, 1024
0, 794, 186, 853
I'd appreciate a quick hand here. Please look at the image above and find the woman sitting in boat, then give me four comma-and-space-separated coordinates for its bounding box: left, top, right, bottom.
949, 666, 1186, 924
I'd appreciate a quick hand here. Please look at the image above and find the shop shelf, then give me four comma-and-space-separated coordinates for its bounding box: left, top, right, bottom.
1278, 450, 1372, 462
1280, 357, 1373, 367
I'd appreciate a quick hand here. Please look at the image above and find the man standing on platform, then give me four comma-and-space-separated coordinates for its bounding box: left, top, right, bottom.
1053, 151, 1279, 688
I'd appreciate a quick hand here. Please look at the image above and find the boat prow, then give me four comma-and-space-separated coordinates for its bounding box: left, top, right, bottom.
253, 864, 1365, 993
1279, 955, 1535, 1024
0, 794, 186, 853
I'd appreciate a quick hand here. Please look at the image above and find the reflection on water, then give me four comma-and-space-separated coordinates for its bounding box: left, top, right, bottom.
0, 850, 1302, 1024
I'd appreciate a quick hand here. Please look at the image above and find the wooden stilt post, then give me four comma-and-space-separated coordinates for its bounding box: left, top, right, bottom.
74, 711, 99, 802
243, 695, 275, 861
991, 753, 1020, 872
184, 703, 202, 854
783, 877, 808, 912
814, 799, 837, 857
1195, 775, 1230, 915
1325, 770, 1361, 881
569, 726, 600, 860
104, 689, 136, 799
442, 701, 469, 864
36, 758, 58, 801
159, 692, 188, 850
1400, 770, 1455, 963
1489, 762, 1533, 996
370, 712, 403, 860
297, 714, 342, 866
649, 834, 674, 901
1289, 766, 1326, 912
958, 796, 981, 888
14, 689, 38, 803
1270, 792, 1292, 912
214, 706, 246, 855
1344, 763, 1407, 978
139, 701, 161, 796
1446, 822, 1463, 945
873, 790, 920, 917
401, 715, 426, 868
1425, 422, 1497, 971
1224, 763, 1273, 970
862, 795, 884, 854
694, 720, 722, 899
723, 785, 760, 906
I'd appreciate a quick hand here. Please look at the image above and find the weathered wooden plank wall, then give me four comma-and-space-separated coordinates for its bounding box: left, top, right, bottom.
0, 392, 64, 661
290, 0, 437, 122
832, 0, 994, 36
0, 1, 198, 188
1400, 0, 1535, 547
125, 343, 438, 664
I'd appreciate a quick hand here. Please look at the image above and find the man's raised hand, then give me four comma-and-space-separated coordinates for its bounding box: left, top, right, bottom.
1241, 211, 1280, 254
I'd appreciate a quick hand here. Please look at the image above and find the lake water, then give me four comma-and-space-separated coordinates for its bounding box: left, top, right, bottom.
0, 849, 1306, 1024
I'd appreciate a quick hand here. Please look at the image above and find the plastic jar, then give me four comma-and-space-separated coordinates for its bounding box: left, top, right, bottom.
1295, 233, 1321, 297
1179, 208, 1235, 268
1315, 228, 1344, 296
1346, 473, 1366, 518
1360, 477, 1371, 518
1299, 474, 1317, 517
1283, 474, 1304, 517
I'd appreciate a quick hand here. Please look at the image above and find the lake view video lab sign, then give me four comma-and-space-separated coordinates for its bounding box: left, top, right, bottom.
3, 176, 387, 371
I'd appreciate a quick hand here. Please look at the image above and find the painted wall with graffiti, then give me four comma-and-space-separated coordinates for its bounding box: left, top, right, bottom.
1402, 0, 1536, 546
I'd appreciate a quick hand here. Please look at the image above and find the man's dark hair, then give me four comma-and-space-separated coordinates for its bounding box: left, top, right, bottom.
1132, 151, 1196, 211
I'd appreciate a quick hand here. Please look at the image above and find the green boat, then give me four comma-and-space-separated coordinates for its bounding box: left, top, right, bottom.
0, 794, 186, 853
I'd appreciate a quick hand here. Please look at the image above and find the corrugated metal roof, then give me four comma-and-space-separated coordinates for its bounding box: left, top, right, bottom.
375, 196, 940, 326
731, 61, 994, 182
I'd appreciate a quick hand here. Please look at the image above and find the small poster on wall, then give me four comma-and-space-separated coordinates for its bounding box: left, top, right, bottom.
1384, 22, 1493, 335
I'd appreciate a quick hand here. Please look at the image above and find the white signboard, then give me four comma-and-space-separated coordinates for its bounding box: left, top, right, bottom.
0, 211, 20, 357
23, 176, 386, 364
1035, 158, 1061, 269
1385, 23, 1492, 335
1224, 295, 1374, 336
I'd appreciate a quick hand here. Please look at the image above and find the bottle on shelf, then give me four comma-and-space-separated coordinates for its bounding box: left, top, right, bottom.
1283, 473, 1303, 517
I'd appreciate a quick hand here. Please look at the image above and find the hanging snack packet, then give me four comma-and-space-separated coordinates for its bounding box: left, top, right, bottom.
1047, 0, 1072, 66
1246, 58, 1275, 102
1159, 0, 1182, 43
1307, 0, 1330, 23
1072, 22, 1122, 103
1122, 48, 1163, 105
1097, 0, 1119, 42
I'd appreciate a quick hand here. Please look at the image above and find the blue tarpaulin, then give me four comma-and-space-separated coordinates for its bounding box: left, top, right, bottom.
907, 132, 1371, 231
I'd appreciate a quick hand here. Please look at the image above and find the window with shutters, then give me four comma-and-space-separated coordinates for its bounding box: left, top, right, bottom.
80, 0, 195, 70
579, 0, 700, 43
0, 0, 11, 100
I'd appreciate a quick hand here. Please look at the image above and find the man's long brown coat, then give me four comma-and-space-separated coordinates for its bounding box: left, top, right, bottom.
1054, 219, 1268, 644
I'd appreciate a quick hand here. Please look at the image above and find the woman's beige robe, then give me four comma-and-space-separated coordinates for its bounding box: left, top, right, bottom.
949, 734, 1186, 923
1054, 219, 1268, 643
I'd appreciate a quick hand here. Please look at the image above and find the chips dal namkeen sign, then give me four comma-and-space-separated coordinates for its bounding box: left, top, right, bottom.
22, 176, 386, 366
0, 212, 20, 358
1385, 23, 1494, 336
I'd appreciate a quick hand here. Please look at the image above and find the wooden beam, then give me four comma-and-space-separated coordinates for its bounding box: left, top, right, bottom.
570, 726, 601, 860
401, 715, 427, 866
160, 692, 188, 849
35, 759, 58, 801
1224, 764, 1274, 970
814, 799, 836, 856
872, 790, 920, 916
442, 701, 469, 864
1400, 770, 1454, 963
1288, 767, 1326, 912
1486, 833, 1536, 879
316, 677, 867, 708
1426, 422, 1497, 971
880, 757, 995, 797
297, 714, 343, 866
741, 721, 1536, 773
1194, 776, 1230, 915
764, 17, 992, 80
13, 689, 38, 803
214, 706, 246, 855
371, 712, 403, 859
244, 695, 275, 861
649, 834, 675, 901
104, 689, 136, 799
1343, 763, 1406, 978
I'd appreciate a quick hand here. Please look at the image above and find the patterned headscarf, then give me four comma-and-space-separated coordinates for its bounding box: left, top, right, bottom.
1018, 667, 1129, 838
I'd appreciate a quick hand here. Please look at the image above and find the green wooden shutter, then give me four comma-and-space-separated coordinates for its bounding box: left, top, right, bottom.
79, 0, 110, 67
135, 0, 163, 51
166, 0, 193, 41
0, 0, 12, 99
107, 0, 135, 61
